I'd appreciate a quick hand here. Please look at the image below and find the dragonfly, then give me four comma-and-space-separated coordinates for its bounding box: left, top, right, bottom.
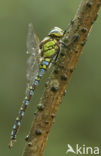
9, 23, 78, 148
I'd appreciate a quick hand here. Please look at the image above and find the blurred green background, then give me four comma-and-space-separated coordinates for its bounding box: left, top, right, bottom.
0, 0, 101, 155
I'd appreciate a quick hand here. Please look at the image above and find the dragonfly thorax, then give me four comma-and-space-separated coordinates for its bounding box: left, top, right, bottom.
40, 36, 60, 58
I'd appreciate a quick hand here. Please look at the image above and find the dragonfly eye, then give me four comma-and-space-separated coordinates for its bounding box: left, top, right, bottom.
48, 27, 64, 37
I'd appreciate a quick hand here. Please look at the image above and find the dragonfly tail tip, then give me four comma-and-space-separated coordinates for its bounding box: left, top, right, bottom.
8, 140, 13, 150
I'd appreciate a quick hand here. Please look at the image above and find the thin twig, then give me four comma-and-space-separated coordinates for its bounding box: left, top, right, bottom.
22, 0, 101, 156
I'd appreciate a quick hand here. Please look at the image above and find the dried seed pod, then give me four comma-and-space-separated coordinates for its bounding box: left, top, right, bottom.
35, 129, 42, 135
75, 50, 78, 53
81, 40, 86, 46
45, 121, 49, 124
81, 27, 88, 33
28, 142, 33, 147
70, 68, 74, 73
37, 104, 44, 111
51, 86, 59, 92
86, 1, 93, 7
25, 135, 29, 141
51, 114, 55, 118
73, 33, 80, 42
61, 74, 68, 81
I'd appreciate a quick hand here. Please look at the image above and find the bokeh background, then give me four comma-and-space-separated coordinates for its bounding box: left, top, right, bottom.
0, 0, 101, 155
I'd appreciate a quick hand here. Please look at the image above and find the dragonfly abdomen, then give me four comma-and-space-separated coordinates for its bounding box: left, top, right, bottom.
10, 57, 51, 146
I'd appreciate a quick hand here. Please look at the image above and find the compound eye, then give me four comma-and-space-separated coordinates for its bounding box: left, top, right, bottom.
51, 30, 58, 34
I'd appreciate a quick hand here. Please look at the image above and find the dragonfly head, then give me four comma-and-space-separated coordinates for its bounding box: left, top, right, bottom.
48, 27, 64, 38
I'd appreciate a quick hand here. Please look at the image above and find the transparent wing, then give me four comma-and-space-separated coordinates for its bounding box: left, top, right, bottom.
26, 23, 40, 55
26, 23, 41, 91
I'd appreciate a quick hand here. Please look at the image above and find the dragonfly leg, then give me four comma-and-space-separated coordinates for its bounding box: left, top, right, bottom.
51, 50, 60, 65
61, 33, 80, 48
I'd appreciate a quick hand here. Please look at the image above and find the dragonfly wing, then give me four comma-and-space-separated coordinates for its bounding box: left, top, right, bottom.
26, 23, 40, 55
26, 23, 41, 92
